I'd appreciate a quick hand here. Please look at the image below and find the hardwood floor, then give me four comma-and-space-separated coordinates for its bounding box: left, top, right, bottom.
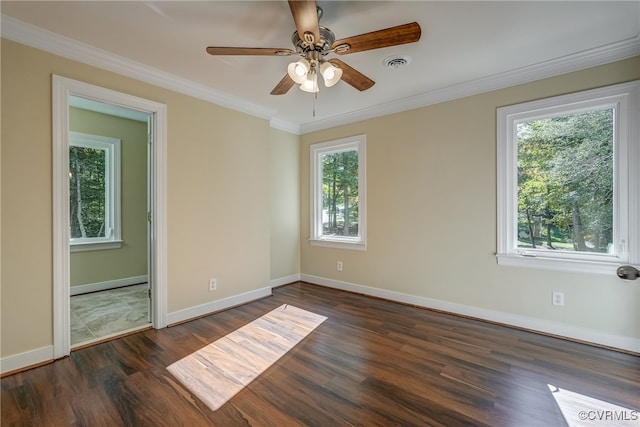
2, 282, 639, 426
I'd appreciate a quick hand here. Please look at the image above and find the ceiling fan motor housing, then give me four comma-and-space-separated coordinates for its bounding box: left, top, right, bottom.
291, 26, 336, 55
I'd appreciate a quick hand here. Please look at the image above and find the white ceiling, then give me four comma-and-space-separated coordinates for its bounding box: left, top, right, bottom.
2, 1, 639, 133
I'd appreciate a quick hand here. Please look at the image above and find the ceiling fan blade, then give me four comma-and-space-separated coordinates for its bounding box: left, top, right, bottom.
271, 74, 296, 95
332, 22, 421, 55
206, 47, 294, 56
288, 0, 320, 46
328, 59, 375, 91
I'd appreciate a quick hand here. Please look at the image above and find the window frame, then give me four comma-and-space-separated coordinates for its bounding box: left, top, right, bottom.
69, 131, 122, 252
310, 134, 367, 251
497, 81, 640, 274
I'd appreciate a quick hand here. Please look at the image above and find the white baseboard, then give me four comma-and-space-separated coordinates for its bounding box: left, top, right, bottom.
269, 274, 301, 288
4, 276, 633, 376
167, 286, 272, 326
2, 284, 270, 375
0, 346, 54, 375
70, 275, 148, 296
300, 274, 640, 353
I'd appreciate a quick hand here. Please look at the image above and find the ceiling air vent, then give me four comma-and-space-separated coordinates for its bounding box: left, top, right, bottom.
382, 55, 411, 69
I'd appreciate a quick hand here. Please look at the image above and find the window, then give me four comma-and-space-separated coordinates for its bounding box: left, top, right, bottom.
497, 81, 639, 274
310, 134, 366, 250
69, 131, 122, 251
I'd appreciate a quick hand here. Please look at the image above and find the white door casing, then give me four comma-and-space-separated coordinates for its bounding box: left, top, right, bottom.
52, 75, 168, 358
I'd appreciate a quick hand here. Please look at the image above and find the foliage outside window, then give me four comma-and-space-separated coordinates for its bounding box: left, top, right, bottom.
69, 131, 122, 251
497, 81, 639, 274
518, 108, 613, 252
311, 135, 366, 250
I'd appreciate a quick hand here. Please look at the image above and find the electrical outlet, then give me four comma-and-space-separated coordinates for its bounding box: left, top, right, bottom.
552, 291, 564, 306
337, 261, 343, 271
209, 278, 217, 291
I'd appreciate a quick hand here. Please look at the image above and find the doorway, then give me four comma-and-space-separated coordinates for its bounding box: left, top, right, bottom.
68, 98, 151, 346
52, 76, 168, 358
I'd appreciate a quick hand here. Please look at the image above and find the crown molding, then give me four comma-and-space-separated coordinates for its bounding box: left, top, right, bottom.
299, 34, 640, 134
0, 15, 291, 126
269, 117, 301, 135
2, 14, 638, 136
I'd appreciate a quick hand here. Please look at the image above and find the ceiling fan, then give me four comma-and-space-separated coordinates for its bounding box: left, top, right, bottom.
206, 0, 421, 95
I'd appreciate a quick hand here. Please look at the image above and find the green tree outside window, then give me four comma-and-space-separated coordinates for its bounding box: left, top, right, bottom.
516, 108, 613, 253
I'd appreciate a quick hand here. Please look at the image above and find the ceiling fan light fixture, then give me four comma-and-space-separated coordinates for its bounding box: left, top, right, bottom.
320, 62, 342, 87
287, 58, 310, 84
299, 74, 319, 93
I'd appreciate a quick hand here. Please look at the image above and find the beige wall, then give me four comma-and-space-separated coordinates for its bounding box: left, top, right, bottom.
1, 34, 637, 361
0, 39, 283, 357
269, 128, 301, 281
300, 57, 640, 343
69, 108, 148, 286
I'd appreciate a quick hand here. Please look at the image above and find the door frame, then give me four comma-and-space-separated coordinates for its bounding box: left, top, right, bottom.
52, 75, 168, 358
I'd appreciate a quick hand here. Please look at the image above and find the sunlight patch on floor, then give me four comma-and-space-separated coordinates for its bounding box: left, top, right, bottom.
167, 304, 327, 411
548, 384, 639, 426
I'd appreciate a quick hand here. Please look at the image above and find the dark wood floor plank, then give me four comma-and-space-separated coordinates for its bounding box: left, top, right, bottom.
230, 388, 304, 427
1, 282, 638, 426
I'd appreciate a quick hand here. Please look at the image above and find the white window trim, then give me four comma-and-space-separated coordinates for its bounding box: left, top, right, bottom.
310, 134, 367, 251
69, 131, 122, 252
497, 81, 640, 275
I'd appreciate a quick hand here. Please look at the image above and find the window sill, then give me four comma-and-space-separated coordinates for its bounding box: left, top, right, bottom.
70, 240, 123, 253
496, 253, 622, 275
310, 238, 366, 251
